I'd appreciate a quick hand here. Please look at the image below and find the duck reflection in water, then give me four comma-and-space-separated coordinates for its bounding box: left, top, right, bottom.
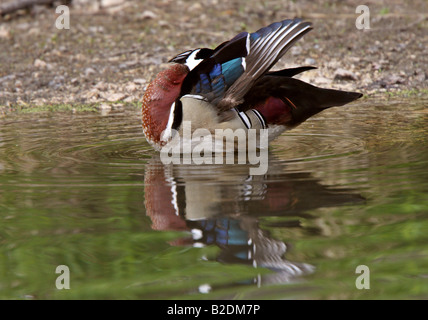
144, 155, 363, 285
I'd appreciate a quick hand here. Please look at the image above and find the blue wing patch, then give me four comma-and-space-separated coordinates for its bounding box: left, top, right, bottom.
193, 58, 245, 102
221, 58, 244, 86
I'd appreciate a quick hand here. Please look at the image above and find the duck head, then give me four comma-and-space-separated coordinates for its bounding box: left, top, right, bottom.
141, 63, 189, 149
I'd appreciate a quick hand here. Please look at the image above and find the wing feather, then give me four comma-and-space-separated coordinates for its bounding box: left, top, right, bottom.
220, 19, 312, 109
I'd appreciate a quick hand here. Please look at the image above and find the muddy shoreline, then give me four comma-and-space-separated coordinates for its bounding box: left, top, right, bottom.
0, 0, 427, 112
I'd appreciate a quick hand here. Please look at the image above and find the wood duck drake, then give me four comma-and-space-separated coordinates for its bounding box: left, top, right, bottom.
142, 18, 362, 150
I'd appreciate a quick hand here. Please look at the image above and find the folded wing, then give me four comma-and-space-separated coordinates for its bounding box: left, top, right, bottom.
178, 19, 313, 110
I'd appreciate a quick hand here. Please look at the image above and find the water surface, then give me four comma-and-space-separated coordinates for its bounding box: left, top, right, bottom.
0, 99, 427, 299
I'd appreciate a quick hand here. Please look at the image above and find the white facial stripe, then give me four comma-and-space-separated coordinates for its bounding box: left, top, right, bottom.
185, 49, 203, 71
161, 101, 176, 142
246, 33, 251, 55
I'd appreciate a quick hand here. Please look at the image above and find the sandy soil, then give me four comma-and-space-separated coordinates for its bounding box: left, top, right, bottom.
0, 0, 427, 110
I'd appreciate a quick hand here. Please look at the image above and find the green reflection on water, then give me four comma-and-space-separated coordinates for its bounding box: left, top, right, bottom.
0, 183, 268, 300
0, 100, 427, 299
262, 192, 428, 299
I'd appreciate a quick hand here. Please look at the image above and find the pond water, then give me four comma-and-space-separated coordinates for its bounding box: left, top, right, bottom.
0, 99, 427, 299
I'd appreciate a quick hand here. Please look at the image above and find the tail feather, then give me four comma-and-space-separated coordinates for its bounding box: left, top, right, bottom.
279, 77, 362, 126
281, 76, 360, 103
242, 75, 362, 127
